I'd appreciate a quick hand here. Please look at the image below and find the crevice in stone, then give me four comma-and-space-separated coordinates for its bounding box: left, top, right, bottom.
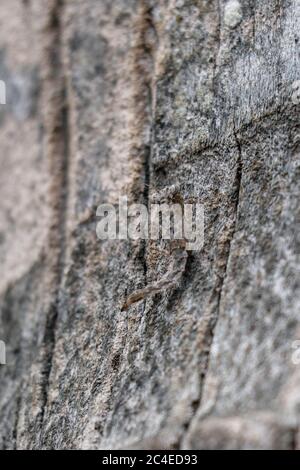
39, 0, 71, 429
232, 121, 243, 235
131, 0, 158, 285
179, 124, 244, 448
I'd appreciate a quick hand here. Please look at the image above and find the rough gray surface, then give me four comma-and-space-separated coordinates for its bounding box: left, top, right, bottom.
0, 0, 299, 450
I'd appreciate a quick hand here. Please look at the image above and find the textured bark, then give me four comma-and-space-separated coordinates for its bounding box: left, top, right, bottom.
0, 0, 299, 450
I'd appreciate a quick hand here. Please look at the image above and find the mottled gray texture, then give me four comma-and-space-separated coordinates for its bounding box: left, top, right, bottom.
0, 0, 299, 450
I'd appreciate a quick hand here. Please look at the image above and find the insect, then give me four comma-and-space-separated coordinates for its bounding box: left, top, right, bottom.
121, 241, 188, 311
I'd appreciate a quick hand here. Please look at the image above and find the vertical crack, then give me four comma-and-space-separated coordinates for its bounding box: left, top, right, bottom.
211, 120, 243, 344
141, 2, 157, 211
131, 0, 157, 283
39, 0, 70, 428
180, 124, 243, 447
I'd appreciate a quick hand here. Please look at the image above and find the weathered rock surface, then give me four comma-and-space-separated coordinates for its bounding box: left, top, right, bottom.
0, 0, 299, 449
